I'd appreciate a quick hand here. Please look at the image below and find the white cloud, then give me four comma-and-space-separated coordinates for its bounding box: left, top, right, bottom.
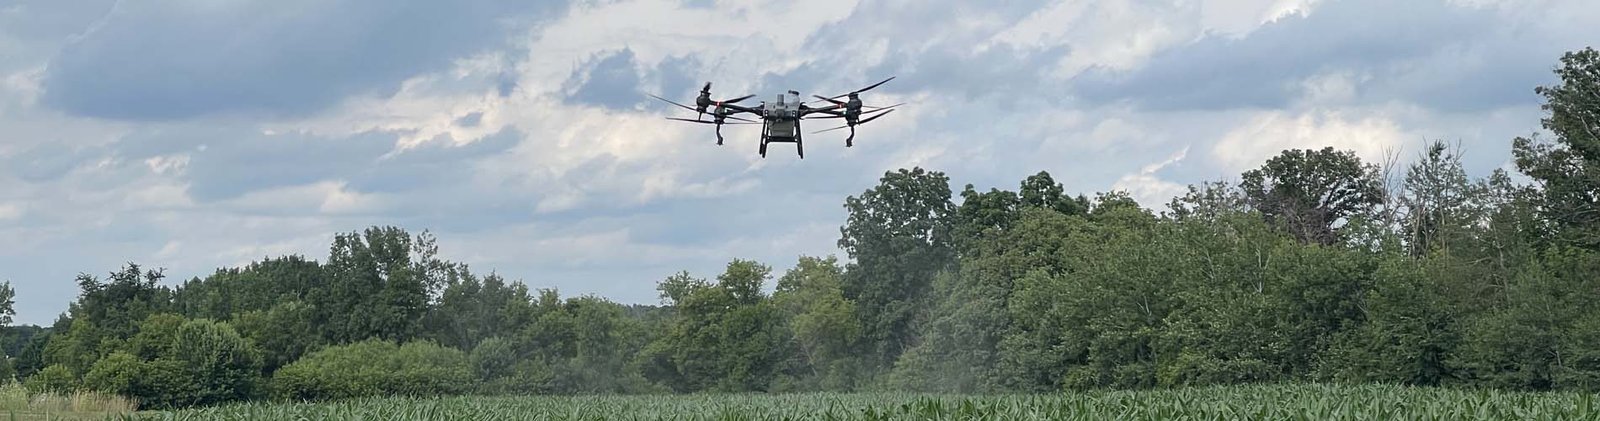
142, 154, 189, 176
0, 203, 21, 221
217, 180, 387, 216
1213, 109, 1411, 172
1112, 146, 1191, 210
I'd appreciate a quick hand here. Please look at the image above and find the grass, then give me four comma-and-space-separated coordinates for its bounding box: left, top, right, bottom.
124, 383, 1600, 420
0, 383, 137, 420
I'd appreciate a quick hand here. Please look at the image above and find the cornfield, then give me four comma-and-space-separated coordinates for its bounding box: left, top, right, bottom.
126, 383, 1597, 420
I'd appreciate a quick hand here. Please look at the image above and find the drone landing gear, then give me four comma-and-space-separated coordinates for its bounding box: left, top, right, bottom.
757, 137, 804, 158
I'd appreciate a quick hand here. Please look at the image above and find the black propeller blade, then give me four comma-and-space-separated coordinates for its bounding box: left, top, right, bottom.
822, 76, 896, 101
649, 94, 698, 112
803, 103, 902, 119
666, 117, 757, 125
814, 124, 852, 134
855, 76, 895, 94
719, 94, 755, 104
856, 109, 894, 125
811, 109, 896, 133
811, 95, 845, 105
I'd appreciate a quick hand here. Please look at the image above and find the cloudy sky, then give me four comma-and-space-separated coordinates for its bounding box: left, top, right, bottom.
0, 0, 1593, 325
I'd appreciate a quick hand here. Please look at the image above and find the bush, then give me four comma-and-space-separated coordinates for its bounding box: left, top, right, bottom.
170, 319, 261, 405
272, 339, 471, 401
23, 364, 76, 394
83, 352, 143, 398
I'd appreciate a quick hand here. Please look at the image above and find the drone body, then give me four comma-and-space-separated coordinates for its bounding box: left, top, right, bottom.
650, 78, 901, 158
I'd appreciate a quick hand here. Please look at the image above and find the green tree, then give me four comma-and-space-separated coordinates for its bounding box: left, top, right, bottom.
511, 292, 656, 394
44, 263, 173, 375
1317, 254, 1466, 386
1512, 47, 1600, 249
838, 167, 956, 370
167, 319, 261, 406
0, 281, 14, 326
951, 185, 1020, 254
172, 256, 324, 321
424, 272, 537, 351
771, 256, 863, 391
128, 313, 185, 361
13, 330, 49, 379
1167, 180, 1250, 222
317, 227, 463, 343
1240, 147, 1385, 245
1019, 171, 1090, 215
1399, 141, 1482, 256
232, 300, 322, 374
82, 351, 145, 400
645, 260, 791, 392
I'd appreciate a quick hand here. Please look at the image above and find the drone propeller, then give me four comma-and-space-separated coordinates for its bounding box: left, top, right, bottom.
813, 109, 895, 133
821, 76, 896, 102
804, 103, 903, 119
811, 95, 845, 105
666, 117, 757, 125
856, 109, 894, 124
718, 94, 755, 104
649, 94, 698, 112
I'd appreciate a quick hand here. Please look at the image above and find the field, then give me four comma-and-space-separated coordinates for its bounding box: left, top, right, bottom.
120, 383, 1597, 420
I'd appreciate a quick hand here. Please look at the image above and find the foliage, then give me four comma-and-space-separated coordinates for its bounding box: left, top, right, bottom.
0, 281, 14, 327
1513, 47, 1600, 250
645, 260, 791, 393
839, 168, 957, 372
1240, 147, 1385, 245
770, 256, 864, 391
24, 364, 76, 395
271, 339, 472, 402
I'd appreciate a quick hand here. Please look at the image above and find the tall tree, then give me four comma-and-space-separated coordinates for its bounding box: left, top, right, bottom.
0, 281, 13, 327
1019, 171, 1090, 216
424, 272, 536, 351
771, 256, 862, 390
1240, 147, 1385, 245
1512, 47, 1600, 249
317, 227, 462, 343
1399, 141, 1481, 256
838, 167, 956, 369
644, 260, 791, 392
951, 184, 1020, 254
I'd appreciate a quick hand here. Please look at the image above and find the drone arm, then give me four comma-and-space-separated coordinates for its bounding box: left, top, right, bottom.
800, 107, 843, 118
717, 103, 763, 116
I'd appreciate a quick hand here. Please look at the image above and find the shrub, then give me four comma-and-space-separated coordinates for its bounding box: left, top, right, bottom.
82, 351, 143, 398
272, 339, 471, 401
23, 364, 76, 395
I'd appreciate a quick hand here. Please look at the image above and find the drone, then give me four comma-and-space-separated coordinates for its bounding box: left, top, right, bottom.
648, 77, 901, 158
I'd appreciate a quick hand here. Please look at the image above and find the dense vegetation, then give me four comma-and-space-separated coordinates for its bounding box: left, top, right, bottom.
0, 47, 1597, 411
134, 384, 1600, 420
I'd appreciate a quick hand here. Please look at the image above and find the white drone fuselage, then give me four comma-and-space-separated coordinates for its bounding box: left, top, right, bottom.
761, 94, 801, 140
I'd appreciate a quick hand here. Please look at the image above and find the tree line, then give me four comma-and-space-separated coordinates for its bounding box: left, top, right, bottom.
0, 47, 1597, 409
